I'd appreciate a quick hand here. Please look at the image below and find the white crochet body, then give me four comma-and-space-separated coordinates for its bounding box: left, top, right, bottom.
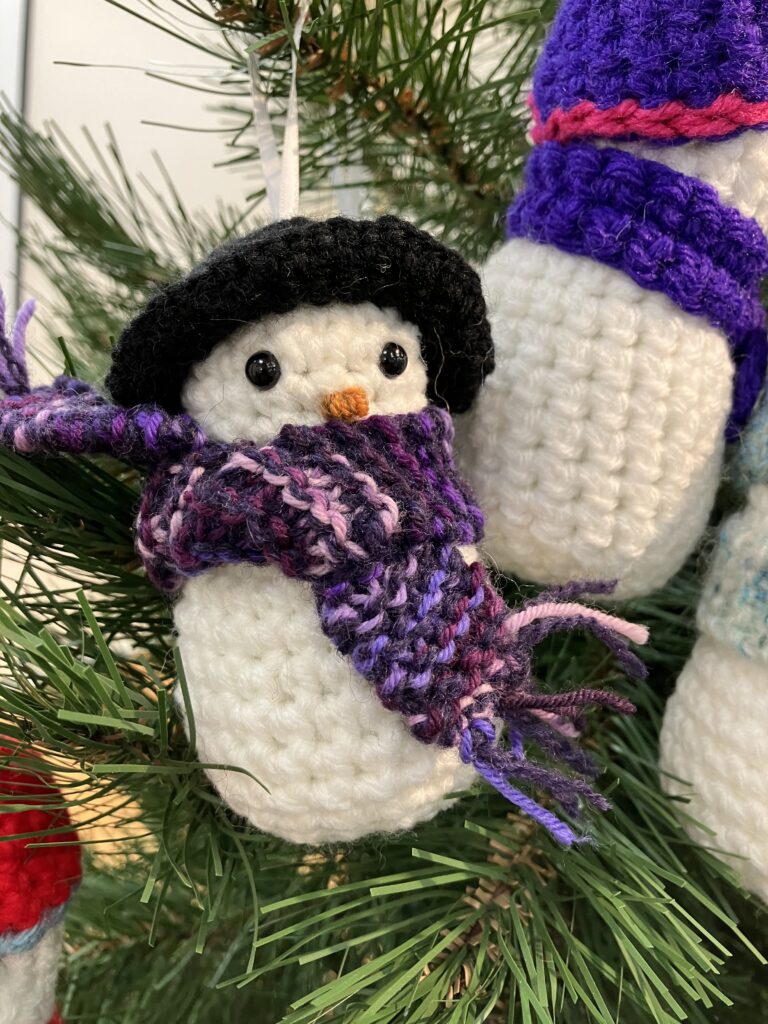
660, 636, 768, 901
660, 484, 768, 901
175, 302, 475, 844
457, 132, 768, 598
0, 924, 62, 1024
175, 565, 474, 844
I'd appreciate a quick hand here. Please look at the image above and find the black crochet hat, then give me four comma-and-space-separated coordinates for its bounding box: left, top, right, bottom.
106, 215, 494, 415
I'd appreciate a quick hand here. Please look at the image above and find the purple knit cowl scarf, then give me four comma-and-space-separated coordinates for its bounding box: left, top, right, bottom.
507, 143, 768, 439
0, 299, 647, 845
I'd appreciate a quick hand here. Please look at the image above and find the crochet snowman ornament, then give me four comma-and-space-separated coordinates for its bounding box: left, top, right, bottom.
0, 749, 80, 1024
661, 399, 768, 902
0, 217, 646, 846
457, 0, 768, 599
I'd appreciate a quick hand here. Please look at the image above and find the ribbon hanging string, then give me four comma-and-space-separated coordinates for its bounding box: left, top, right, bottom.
239, 0, 310, 222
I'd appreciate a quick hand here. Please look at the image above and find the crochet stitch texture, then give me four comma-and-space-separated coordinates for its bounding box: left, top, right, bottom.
173, 563, 478, 843
507, 142, 768, 438
661, 487, 768, 901
107, 216, 494, 416
457, 0, 768, 599
660, 383, 768, 902
532, 0, 768, 143
696, 485, 768, 662
456, 238, 734, 596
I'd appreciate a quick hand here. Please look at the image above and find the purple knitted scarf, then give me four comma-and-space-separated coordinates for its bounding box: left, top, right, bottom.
507, 142, 768, 439
0, 299, 648, 845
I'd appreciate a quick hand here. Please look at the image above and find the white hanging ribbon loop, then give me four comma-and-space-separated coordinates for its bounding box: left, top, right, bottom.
279, 0, 310, 219
243, 39, 282, 219
237, 0, 309, 223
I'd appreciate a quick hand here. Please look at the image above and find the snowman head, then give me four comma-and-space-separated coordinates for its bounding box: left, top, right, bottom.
107, 216, 493, 443
179, 301, 428, 444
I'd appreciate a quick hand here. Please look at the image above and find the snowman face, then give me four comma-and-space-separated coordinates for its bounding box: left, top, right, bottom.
181, 302, 429, 444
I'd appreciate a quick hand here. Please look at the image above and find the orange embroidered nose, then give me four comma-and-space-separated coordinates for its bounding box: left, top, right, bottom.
321, 386, 369, 423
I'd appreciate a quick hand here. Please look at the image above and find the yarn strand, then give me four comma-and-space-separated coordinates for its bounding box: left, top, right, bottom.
0, 292, 34, 396
471, 756, 586, 846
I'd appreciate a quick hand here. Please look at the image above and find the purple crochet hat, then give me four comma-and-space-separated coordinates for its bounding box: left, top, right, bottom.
531, 0, 768, 145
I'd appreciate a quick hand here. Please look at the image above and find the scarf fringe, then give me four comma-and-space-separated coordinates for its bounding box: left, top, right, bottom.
0, 290, 35, 396
460, 587, 646, 844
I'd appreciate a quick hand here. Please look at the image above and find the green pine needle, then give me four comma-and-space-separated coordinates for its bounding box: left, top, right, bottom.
0, 2, 766, 1022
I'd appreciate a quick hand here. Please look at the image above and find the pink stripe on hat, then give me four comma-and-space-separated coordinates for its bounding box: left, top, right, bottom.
532, 93, 768, 145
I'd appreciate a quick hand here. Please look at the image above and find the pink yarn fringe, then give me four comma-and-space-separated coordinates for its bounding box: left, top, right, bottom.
505, 602, 649, 647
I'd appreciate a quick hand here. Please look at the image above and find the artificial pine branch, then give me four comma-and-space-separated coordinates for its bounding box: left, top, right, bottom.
101, 0, 553, 257
0, 2, 766, 1022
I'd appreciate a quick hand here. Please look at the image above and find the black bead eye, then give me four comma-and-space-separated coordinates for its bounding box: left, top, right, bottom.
245, 350, 281, 390
379, 342, 408, 378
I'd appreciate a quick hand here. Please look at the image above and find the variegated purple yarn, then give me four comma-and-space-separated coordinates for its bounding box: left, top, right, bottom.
136, 409, 642, 836
0, 376, 206, 464
0, 292, 205, 462
0, 299, 647, 845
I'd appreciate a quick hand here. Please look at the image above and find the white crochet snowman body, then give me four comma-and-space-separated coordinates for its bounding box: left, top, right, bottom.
660, 395, 768, 901
1, 924, 63, 1024
457, 133, 768, 598
174, 302, 475, 844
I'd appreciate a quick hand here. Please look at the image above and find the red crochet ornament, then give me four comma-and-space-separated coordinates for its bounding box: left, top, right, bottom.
0, 749, 81, 1024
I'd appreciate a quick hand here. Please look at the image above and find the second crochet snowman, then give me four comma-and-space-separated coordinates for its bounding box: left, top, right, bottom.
661, 400, 768, 902
457, 0, 768, 599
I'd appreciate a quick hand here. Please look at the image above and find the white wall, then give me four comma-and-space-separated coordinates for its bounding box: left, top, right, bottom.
0, 0, 28, 297
20, 0, 257, 305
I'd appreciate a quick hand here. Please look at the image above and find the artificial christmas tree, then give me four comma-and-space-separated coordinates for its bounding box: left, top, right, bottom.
0, 3, 766, 1022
